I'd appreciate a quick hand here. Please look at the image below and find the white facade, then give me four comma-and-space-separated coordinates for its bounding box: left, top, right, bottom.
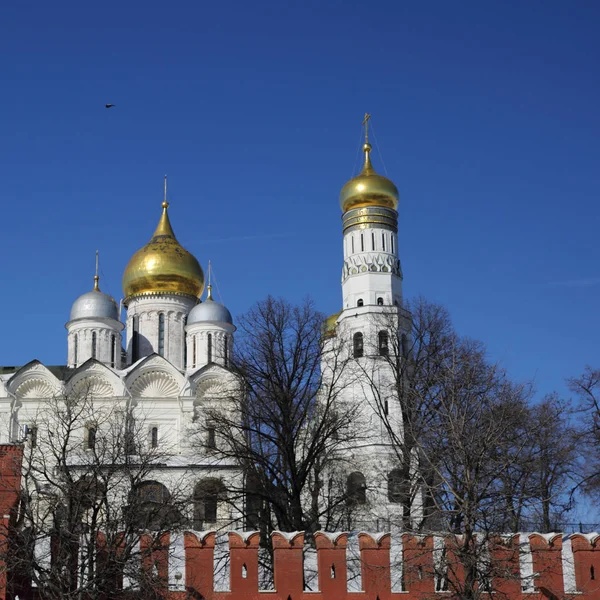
0, 130, 415, 531
124, 293, 196, 369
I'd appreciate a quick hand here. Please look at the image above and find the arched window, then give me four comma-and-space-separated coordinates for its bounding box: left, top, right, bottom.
346, 472, 366, 505
245, 472, 262, 529
207, 425, 216, 450
183, 317, 187, 367
74, 334, 78, 367
110, 334, 116, 367
388, 468, 404, 503
91, 332, 97, 359
372, 232, 375, 250
360, 233, 364, 252
223, 337, 229, 367
378, 330, 389, 356
353, 332, 364, 358
133, 481, 177, 530
132, 316, 140, 362
357, 299, 364, 307
391, 235, 395, 254
158, 313, 165, 356
382, 232, 386, 251
207, 333, 212, 363
377, 297, 384, 306
150, 426, 158, 448
193, 335, 197, 368
193, 479, 225, 529
87, 426, 96, 450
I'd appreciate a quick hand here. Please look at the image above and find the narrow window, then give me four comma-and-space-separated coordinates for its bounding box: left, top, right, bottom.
357, 299, 364, 307
384, 399, 389, 415
87, 427, 96, 451
91, 332, 97, 359
158, 313, 165, 356
382, 232, 386, 251
193, 335, 197, 368
391, 235, 395, 254
592, 566, 596, 581
388, 469, 403, 503
346, 472, 366, 505
183, 317, 187, 367
29, 426, 38, 448
132, 316, 140, 362
377, 297, 384, 305
351, 236, 354, 253
224, 337, 229, 367
242, 564, 248, 579
378, 331, 389, 356
360, 234, 364, 251
207, 333, 212, 363
110, 334, 116, 367
353, 332, 364, 358
207, 426, 216, 450
331, 564, 336, 579
74, 334, 78, 367
151, 426, 158, 448
372, 232, 375, 250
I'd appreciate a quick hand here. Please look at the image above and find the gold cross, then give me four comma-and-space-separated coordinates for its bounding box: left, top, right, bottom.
362, 113, 371, 143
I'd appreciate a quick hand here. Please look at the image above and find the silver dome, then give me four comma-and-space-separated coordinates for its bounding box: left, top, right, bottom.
188, 299, 233, 325
70, 290, 119, 321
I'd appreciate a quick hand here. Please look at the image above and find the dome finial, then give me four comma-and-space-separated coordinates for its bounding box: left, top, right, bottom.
362, 112, 371, 144
206, 260, 213, 301
162, 174, 169, 209
361, 112, 374, 172
93, 250, 100, 291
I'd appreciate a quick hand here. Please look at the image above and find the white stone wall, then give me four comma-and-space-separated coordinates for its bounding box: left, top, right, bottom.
342, 226, 403, 309
66, 319, 124, 369
124, 294, 197, 369
185, 323, 234, 371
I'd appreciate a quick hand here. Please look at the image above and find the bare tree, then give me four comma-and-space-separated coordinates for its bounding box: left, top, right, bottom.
568, 366, 600, 497
526, 394, 579, 532
7, 388, 191, 600
196, 296, 359, 542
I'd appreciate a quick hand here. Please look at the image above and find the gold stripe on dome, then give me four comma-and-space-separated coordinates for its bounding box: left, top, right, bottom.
342, 206, 398, 235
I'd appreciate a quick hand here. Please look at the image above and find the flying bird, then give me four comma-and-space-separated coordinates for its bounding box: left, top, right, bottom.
105, 104, 115, 108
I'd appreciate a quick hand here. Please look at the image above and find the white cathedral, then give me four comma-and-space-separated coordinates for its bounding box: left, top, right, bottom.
0, 124, 418, 531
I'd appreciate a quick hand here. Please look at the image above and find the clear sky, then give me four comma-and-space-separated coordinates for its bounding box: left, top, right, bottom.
1, 1, 599, 402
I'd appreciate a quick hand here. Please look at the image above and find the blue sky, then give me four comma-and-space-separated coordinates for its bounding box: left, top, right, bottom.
1, 1, 599, 402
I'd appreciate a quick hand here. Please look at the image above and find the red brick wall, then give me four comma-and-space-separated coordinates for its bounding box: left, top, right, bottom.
0, 444, 23, 600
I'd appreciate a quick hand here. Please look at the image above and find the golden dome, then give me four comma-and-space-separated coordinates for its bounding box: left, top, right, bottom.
122, 200, 204, 305
322, 311, 341, 338
339, 142, 399, 213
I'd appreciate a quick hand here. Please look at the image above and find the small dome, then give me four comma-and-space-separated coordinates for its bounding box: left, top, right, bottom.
322, 311, 341, 338
188, 286, 233, 325
339, 143, 399, 213
70, 278, 118, 321
122, 201, 204, 304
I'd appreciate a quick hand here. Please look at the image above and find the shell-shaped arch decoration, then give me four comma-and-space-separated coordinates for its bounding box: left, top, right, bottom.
195, 377, 230, 400
70, 375, 115, 399
129, 371, 180, 398
15, 378, 58, 399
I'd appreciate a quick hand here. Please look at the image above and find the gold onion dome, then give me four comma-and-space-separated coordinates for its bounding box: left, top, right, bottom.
322, 311, 341, 338
122, 200, 204, 305
339, 142, 399, 213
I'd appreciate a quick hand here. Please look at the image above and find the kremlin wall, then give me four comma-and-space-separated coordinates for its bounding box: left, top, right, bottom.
2, 444, 600, 600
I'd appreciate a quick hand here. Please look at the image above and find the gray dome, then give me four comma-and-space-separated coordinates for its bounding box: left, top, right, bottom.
70, 290, 119, 321
188, 299, 233, 325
